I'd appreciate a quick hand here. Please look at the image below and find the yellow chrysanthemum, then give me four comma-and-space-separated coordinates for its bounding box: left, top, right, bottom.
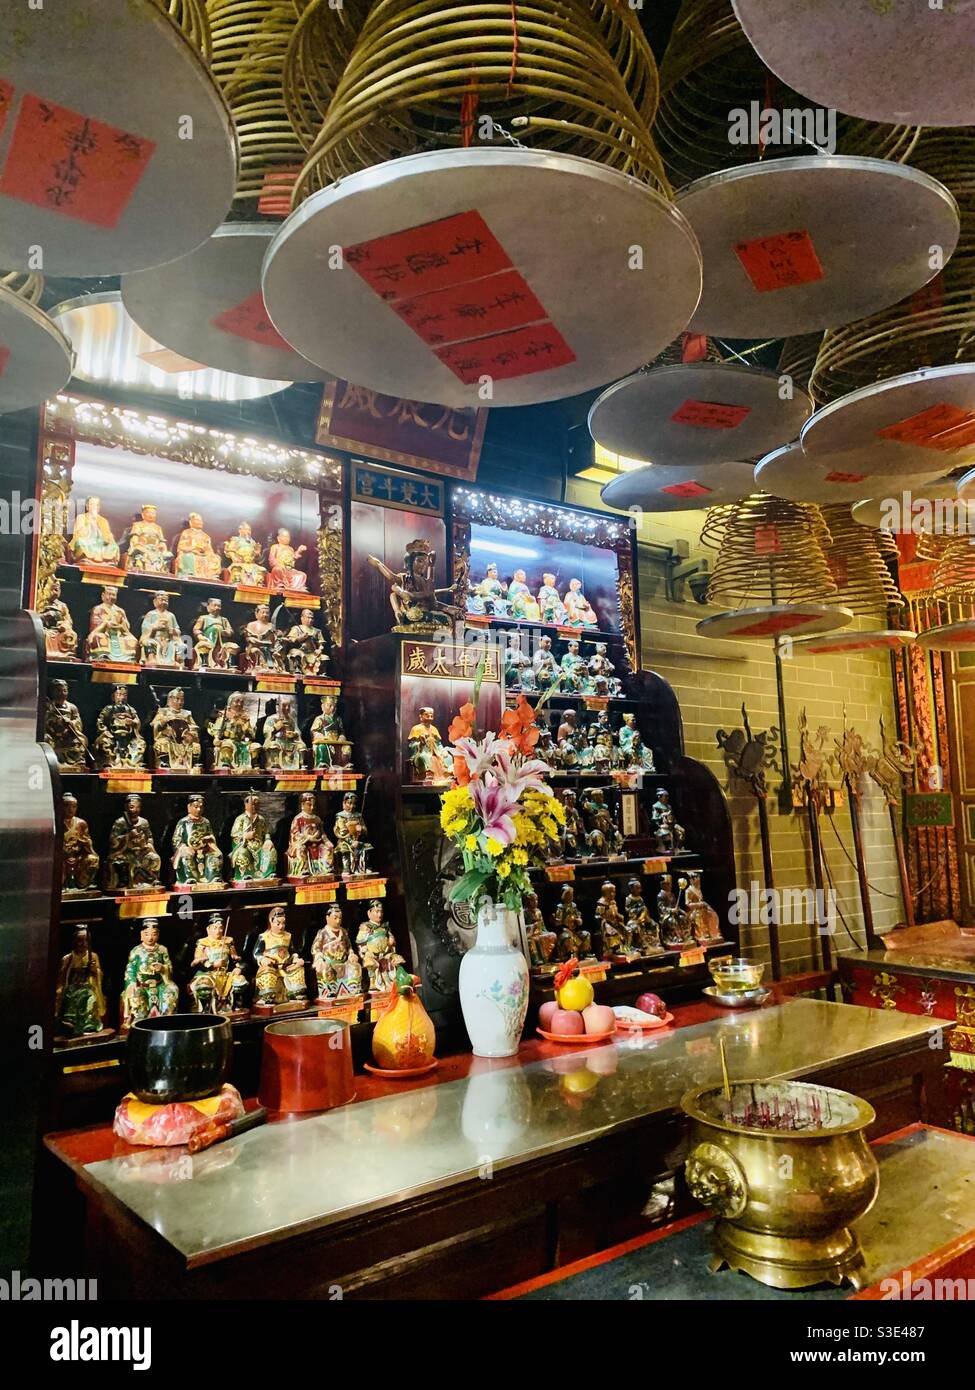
497, 861, 511, 877
486, 837, 505, 857
464, 834, 478, 851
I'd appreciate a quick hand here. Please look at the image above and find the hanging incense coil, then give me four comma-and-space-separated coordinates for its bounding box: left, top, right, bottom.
206, 0, 310, 208
287, 0, 668, 203
778, 333, 824, 395
819, 505, 905, 616
283, 0, 375, 153
809, 129, 975, 403
701, 494, 838, 605
162, 0, 213, 59
656, 0, 919, 188
0, 272, 44, 306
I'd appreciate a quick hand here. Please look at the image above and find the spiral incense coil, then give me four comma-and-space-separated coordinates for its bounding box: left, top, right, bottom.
162, 0, 213, 59
288, 0, 668, 203
777, 333, 823, 395
0, 272, 44, 306
656, 0, 919, 189
819, 505, 904, 617
701, 494, 838, 606
282, 0, 371, 153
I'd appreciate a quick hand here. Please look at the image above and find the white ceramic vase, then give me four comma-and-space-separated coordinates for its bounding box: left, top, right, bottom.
458, 899, 530, 1058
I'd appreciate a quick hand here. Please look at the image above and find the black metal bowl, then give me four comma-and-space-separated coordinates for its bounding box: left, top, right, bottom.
127, 1014, 232, 1104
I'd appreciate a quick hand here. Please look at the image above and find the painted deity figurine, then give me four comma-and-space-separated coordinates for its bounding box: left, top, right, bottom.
138, 592, 184, 668
407, 706, 450, 784
253, 906, 308, 1010
209, 693, 261, 772
193, 597, 239, 670
172, 794, 225, 889
267, 528, 307, 592
188, 914, 250, 1017
69, 496, 120, 567
120, 920, 179, 1032
562, 577, 598, 628
594, 880, 626, 958
658, 873, 693, 948
311, 904, 363, 1001
588, 643, 621, 696
150, 687, 202, 773
503, 633, 534, 692
553, 884, 592, 961
537, 573, 565, 626
55, 926, 110, 1041
532, 634, 559, 691
467, 562, 508, 617
85, 586, 138, 663
583, 786, 624, 856
262, 696, 307, 771
625, 878, 661, 954
124, 503, 173, 575
310, 695, 353, 769
368, 538, 460, 630
651, 788, 685, 855
223, 522, 266, 587
174, 512, 222, 580
286, 792, 335, 882
105, 794, 162, 892
281, 608, 327, 677
93, 684, 147, 770
334, 791, 372, 878
45, 679, 89, 771
229, 791, 278, 885
524, 890, 558, 968
683, 870, 722, 945
559, 639, 588, 693
356, 900, 404, 993
61, 794, 100, 896
618, 712, 654, 771
239, 603, 283, 674
559, 788, 586, 859
507, 568, 541, 622
41, 577, 78, 659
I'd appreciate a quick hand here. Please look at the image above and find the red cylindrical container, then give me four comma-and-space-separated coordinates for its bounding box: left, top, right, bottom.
258, 1018, 356, 1113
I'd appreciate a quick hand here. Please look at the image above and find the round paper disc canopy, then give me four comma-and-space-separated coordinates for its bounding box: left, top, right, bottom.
733, 0, 975, 127
601, 461, 756, 513
696, 604, 854, 641
588, 363, 811, 466
122, 226, 328, 382
0, 286, 73, 413
853, 480, 973, 532
953, 467, 975, 502
674, 157, 958, 338
793, 630, 916, 655
916, 621, 975, 652
754, 441, 950, 502
801, 365, 975, 476
0, 0, 236, 274
262, 148, 703, 408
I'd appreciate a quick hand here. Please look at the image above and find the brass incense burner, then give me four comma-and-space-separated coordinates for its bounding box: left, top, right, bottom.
681, 1078, 878, 1290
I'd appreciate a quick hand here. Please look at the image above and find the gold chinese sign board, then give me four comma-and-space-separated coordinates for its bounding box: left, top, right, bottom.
401, 640, 501, 684
316, 379, 486, 481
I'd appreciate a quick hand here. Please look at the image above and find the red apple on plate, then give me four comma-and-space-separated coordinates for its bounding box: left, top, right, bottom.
635, 992, 666, 1018
582, 1003, 616, 1035
549, 1008, 585, 1036
538, 1000, 560, 1030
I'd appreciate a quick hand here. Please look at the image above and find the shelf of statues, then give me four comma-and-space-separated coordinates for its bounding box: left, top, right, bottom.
465, 565, 603, 631
533, 708, 657, 782
502, 634, 624, 702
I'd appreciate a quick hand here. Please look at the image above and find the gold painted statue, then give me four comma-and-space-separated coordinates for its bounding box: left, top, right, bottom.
334, 791, 372, 878
355, 899, 404, 993
407, 706, 450, 783
104, 794, 163, 893
209, 693, 261, 772
192, 597, 239, 670
311, 905, 363, 1001
124, 503, 173, 575
93, 684, 147, 770
188, 913, 250, 1017
367, 539, 460, 631
267, 528, 308, 592
45, 679, 90, 771
150, 687, 202, 772
174, 512, 222, 580
61, 793, 100, 895
41, 577, 78, 659
223, 521, 267, 587
281, 608, 328, 677
262, 696, 307, 772
69, 496, 120, 567
138, 591, 185, 668
55, 926, 111, 1041
310, 695, 352, 769
85, 586, 138, 663
253, 906, 308, 1010
229, 791, 278, 885
239, 603, 283, 674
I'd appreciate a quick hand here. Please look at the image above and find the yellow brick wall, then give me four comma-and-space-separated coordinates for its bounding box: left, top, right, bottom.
568, 477, 904, 974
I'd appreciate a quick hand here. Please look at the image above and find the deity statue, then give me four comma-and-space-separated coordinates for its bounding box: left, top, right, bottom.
105, 794, 163, 893
594, 880, 626, 958
311, 904, 363, 1001
651, 788, 685, 855
334, 791, 372, 878
467, 562, 508, 617
173, 512, 222, 580
553, 885, 592, 961
193, 597, 239, 670
624, 878, 661, 954
537, 573, 565, 626
223, 521, 266, 587
559, 788, 585, 859
281, 608, 328, 677
93, 684, 147, 770
592, 730, 615, 773
61, 793, 100, 895
55, 926, 110, 1041
657, 874, 693, 948
535, 726, 559, 771
209, 693, 261, 772
507, 568, 541, 622
120, 920, 179, 1032
562, 577, 598, 628
124, 503, 173, 575
618, 712, 654, 771
503, 633, 534, 692
150, 687, 202, 773
559, 639, 588, 693
683, 870, 722, 945
69, 496, 120, 568
138, 591, 184, 668
532, 634, 559, 691
85, 586, 138, 663
286, 792, 335, 882
582, 786, 624, 856
172, 794, 225, 889
229, 792, 278, 885
267, 528, 307, 593
188, 914, 250, 1017
367, 539, 460, 631
355, 900, 403, 993
253, 906, 308, 1010
588, 642, 621, 696
407, 706, 450, 784
524, 891, 558, 968
239, 603, 284, 674
262, 696, 307, 772
41, 577, 78, 659
310, 695, 353, 769
44, 679, 90, 771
